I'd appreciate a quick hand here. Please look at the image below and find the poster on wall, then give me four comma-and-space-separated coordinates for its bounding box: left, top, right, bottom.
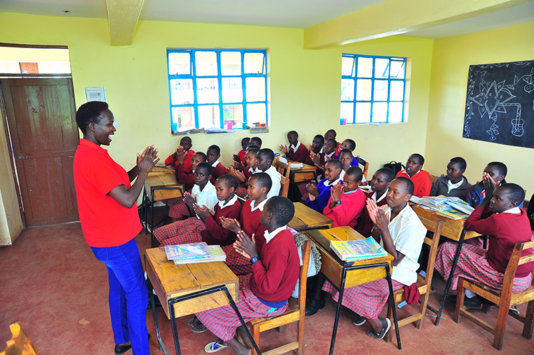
463, 59, 534, 148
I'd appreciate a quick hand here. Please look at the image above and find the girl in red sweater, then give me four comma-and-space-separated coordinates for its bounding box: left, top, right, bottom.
231, 146, 259, 198
164, 136, 194, 172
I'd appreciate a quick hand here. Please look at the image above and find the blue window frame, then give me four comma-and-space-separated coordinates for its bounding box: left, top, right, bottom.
340, 54, 407, 124
167, 49, 269, 133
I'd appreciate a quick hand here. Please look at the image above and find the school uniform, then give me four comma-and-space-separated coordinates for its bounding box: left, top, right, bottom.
396, 169, 432, 198
196, 226, 300, 342
323, 151, 336, 165
256, 166, 281, 199
305, 177, 342, 213
323, 188, 366, 228
210, 160, 227, 184
238, 149, 246, 164
323, 204, 427, 319
168, 181, 218, 219
235, 166, 255, 198
435, 206, 534, 292
165, 149, 194, 172
287, 141, 309, 163
175, 163, 195, 190
430, 176, 471, 201
356, 189, 388, 237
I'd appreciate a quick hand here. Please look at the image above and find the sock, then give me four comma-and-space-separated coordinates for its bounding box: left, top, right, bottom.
465, 289, 476, 298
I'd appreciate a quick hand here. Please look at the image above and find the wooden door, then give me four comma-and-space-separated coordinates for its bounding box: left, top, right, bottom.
1, 78, 79, 226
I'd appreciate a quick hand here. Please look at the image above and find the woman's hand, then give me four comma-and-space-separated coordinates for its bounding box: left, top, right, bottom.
137, 145, 159, 173
234, 231, 258, 259
220, 217, 241, 233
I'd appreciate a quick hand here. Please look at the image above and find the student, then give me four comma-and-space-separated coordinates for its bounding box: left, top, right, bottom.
466, 161, 507, 208
322, 178, 427, 340
237, 137, 249, 165
256, 148, 281, 199
435, 182, 533, 309
396, 153, 432, 197
310, 139, 336, 171
249, 136, 262, 149
338, 139, 358, 166
323, 166, 366, 228
232, 146, 259, 198
430, 157, 471, 200
305, 159, 343, 213
220, 172, 271, 275
207, 144, 226, 184
154, 174, 241, 246
306, 134, 324, 165
174, 151, 207, 191
324, 129, 341, 155
165, 136, 194, 172
195, 197, 300, 354
338, 148, 358, 172
356, 168, 396, 237
280, 130, 309, 163
167, 162, 218, 220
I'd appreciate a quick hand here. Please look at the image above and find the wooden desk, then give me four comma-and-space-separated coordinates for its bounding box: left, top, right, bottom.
289, 202, 333, 231
145, 248, 260, 355
145, 170, 184, 202
289, 161, 317, 183
305, 227, 401, 353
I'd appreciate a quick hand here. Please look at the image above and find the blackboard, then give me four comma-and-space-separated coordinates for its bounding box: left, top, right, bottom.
463, 60, 534, 148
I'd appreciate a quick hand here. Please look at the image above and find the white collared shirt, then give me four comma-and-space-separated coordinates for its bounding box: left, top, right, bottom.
263, 225, 287, 244
372, 189, 388, 204
217, 194, 238, 209
191, 181, 218, 211
324, 177, 342, 187
324, 151, 335, 162
447, 178, 464, 193
256, 165, 281, 199
290, 141, 301, 152
211, 160, 220, 168
339, 169, 345, 181
502, 206, 521, 215
250, 199, 268, 212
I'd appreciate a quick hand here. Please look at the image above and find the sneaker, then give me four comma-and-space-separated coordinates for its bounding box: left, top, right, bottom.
305, 298, 325, 316
352, 313, 366, 326
367, 318, 391, 340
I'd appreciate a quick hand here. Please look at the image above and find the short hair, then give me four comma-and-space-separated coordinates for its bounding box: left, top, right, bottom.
313, 135, 324, 144
241, 137, 250, 144
343, 139, 356, 151
376, 167, 396, 182
196, 162, 213, 176
339, 148, 352, 157
258, 148, 274, 163
180, 136, 192, 145
247, 145, 259, 154
208, 145, 220, 155
326, 129, 337, 137
345, 166, 363, 183
75, 101, 109, 135
394, 177, 415, 195
449, 157, 467, 171
500, 183, 525, 205
265, 196, 295, 226
288, 130, 298, 138
217, 174, 238, 190
250, 172, 272, 193
194, 152, 207, 161
250, 137, 262, 148
487, 161, 507, 177
326, 138, 337, 148
410, 153, 425, 166
326, 159, 343, 170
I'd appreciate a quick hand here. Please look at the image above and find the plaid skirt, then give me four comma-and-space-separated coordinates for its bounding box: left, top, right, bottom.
322, 278, 403, 319
196, 274, 288, 341
153, 217, 206, 246
434, 241, 532, 292
167, 198, 192, 219
222, 244, 252, 276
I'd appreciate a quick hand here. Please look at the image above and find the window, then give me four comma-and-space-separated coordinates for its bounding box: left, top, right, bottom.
340, 54, 407, 124
167, 49, 269, 133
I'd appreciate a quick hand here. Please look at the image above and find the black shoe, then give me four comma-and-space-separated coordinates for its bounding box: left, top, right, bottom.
352, 313, 366, 326
464, 296, 482, 309
305, 298, 325, 316
367, 318, 391, 340
114, 343, 131, 355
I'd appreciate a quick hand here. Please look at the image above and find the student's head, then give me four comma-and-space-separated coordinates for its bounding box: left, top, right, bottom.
311, 135, 324, 153
287, 130, 298, 145
324, 160, 343, 183
484, 162, 507, 184
207, 145, 221, 164
405, 153, 425, 176
76, 101, 115, 144
490, 183, 525, 213
180, 136, 192, 150
257, 148, 274, 171
340, 139, 356, 152
324, 129, 337, 141
446, 157, 467, 183
191, 152, 207, 171
386, 177, 414, 209
260, 196, 295, 229
215, 174, 237, 202
241, 137, 250, 150
246, 146, 259, 169
342, 166, 363, 193
324, 139, 337, 155
370, 168, 395, 194
338, 149, 353, 170
194, 162, 213, 187
250, 136, 262, 149
248, 172, 272, 201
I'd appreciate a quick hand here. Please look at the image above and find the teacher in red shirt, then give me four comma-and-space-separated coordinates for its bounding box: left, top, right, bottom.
73, 101, 158, 355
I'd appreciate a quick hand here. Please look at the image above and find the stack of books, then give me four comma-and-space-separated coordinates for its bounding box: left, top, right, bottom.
164, 242, 226, 265
330, 237, 388, 262
411, 196, 474, 220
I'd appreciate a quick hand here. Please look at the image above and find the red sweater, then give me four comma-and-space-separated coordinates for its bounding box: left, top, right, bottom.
210, 162, 227, 184
288, 143, 309, 164
240, 199, 267, 251
465, 207, 534, 277
323, 188, 366, 228
238, 150, 246, 164
201, 199, 242, 246
165, 149, 194, 172
175, 164, 195, 190
356, 191, 388, 237
396, 169, 432, 198
250, 229, 300, 302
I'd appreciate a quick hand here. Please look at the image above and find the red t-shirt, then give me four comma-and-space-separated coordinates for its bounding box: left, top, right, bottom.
165, 149, 194, 172
73, 139, 141, 247
396, 169, 432, 198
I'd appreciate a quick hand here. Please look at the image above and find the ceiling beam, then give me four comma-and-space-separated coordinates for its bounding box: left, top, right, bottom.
304, 0, 530, 48
106, 0, 145, 45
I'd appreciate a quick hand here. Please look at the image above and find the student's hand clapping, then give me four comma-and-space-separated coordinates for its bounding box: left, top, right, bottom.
306, 182, 320, 197
137, 145, 159, 173
279, 144, 289, 154
175, 148, 187, 163
233, 161, 245, 171
233, 169, 246, 183
193, 203, 211, 219
330, 183, 343, 203
220, 217, 241, 233
482, 172, 498, 196
183, 192, 196, 209
374, 208, 390, 233
234, 231, 259, 259
366, 199, 389, 231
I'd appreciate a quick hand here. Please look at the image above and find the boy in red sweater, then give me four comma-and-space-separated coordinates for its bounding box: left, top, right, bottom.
280, 130, 309, 163
436, 181, 534, 309
173, 151, 207, 191
231, 146, 259, 198
164, 136, 194, 172
208, 144, 226, 184
236, 137, 249, 165
324, 129, 341, 156
395, 153, 432, 197
195, 197, 300, 354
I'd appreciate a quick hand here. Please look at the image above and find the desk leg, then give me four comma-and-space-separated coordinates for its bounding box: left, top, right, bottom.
386, 266, 402, 350
149, 284, 169, 355
168, 300, 182, 355
329, 268, 348, 355
150, 189, 156, 248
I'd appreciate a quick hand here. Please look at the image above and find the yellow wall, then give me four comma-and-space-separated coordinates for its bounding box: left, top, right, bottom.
426, 21, 534, 193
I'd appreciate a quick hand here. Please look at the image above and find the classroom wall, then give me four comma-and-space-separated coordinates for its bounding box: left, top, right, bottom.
425, 21, 534, 194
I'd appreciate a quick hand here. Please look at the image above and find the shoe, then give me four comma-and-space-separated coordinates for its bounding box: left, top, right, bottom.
114, 343, 131, 354
352, 313, 366, 326
464, 296, 482, 309
204, 339, 228, 353
191, 319, 208, 333
367, 318, 391, 340
305, 299, 325, 316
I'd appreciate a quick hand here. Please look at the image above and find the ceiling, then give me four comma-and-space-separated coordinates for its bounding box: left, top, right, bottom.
1, 0, 534, 38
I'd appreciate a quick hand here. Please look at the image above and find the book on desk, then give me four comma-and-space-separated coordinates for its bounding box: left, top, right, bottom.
164, 243, 226, 264
330, 237, 387, 262
410, 196, 474, 220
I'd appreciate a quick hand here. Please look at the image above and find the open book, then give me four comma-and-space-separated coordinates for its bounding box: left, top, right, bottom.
330, 237, 387, 261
